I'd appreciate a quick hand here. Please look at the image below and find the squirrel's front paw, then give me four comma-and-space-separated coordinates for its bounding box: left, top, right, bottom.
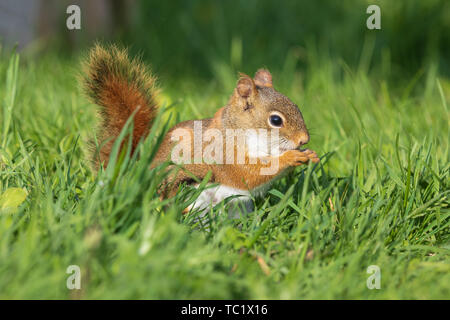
284, 149, 319, 166
299, 149, 319, 164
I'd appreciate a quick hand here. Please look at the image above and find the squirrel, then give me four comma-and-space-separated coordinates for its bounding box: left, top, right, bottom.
81, 44, 319, 214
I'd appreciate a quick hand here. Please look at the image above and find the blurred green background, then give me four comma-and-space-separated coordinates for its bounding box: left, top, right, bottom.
0, 0, 449, 299
2, 0, 449, 82
129, 0, 450, 81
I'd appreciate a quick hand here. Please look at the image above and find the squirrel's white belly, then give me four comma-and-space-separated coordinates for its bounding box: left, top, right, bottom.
188, 184, 253, 218
188, 175, 283, 218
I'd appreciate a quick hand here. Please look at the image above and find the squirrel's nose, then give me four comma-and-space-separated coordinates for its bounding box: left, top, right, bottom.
297, 132, 310, 146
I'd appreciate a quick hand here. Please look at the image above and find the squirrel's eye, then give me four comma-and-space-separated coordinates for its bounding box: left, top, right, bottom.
269, 114, 283, 127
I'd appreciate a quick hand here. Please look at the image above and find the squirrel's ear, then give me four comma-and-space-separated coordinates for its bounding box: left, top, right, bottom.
254, 69, 272, 88
236, 73, 256, 99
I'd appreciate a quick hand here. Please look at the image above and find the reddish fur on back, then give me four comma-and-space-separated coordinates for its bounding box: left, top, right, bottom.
81, 44, 159, 169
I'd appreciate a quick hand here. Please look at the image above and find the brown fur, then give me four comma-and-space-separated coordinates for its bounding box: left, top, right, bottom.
154, 109, 318, 197
81, 44, 159, 168
82, 45, 318, 198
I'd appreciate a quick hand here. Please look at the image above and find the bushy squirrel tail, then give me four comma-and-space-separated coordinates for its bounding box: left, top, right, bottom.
81, 43, 159, 169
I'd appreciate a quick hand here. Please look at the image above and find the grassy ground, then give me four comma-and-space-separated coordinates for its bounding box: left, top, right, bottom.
0, 44, 449, 299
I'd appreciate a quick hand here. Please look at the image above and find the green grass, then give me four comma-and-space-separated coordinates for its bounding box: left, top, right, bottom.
0, 44, 449, 299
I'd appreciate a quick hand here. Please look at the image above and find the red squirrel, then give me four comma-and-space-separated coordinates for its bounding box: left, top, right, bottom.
81, 44, 319, 214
